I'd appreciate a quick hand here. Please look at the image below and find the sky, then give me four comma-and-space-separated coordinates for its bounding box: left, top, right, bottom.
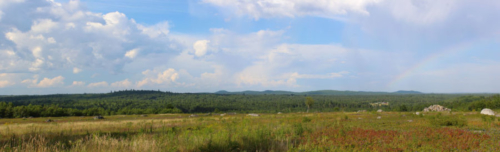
1, 0, 500, 95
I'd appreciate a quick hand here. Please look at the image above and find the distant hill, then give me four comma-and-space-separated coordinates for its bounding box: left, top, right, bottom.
216, 90, 397, 95
215, 90, 294, 95
393, 90, 423, 94
302, 90, 388, 95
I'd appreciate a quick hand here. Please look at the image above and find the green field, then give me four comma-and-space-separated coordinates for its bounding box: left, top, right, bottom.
1, 111, 499, 151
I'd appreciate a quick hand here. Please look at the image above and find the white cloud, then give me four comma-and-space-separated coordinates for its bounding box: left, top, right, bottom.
31, 47, 43, 58
165, 28, 370, 90
38, 76, 64, 87
138, 21, 170, 38
47, 37, 56, 43
2, 50, 15, 56
137, 68, 179, 87
288, 71, 349, 79
202, 0, 459, 25
0, 73, 15, 88
91, 73, 99, 78
193, 40, 210, 57
88, 81, 109, 88
111, 79, 132, 88
229, 42, 377, 89
234, 66, 349, 88
0, 80, 14, 88
22, 75, 64, 88
205, 29, 285, 57
380, 0, 455, 25
1, 0, 499, 94
203, 0, 500, 49
71, 81, 85, 86
31, 19, 58, 33
125, 48, 139, 59
73, 67, 82, 74
340, 0, 500, 52
203, 0, 382, 20
390, 62, 500, 93
0, 0, 178, 73
235, 63, 298, 87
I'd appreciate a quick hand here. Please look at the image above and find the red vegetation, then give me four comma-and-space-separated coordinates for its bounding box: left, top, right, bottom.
302, 127, 494, 151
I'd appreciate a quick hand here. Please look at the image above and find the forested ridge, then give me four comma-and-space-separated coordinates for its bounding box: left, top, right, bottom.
0, 90, 498, 118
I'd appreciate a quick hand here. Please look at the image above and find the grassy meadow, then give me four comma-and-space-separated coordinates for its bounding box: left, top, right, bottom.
0, 111, 500, 151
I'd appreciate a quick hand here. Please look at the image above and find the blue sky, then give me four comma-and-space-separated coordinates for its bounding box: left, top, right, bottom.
1, 0, 500, 94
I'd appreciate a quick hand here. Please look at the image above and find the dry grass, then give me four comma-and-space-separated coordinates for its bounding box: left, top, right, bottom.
0, 112, 499, 151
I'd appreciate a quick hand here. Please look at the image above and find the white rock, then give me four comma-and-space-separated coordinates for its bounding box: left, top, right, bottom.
480, 108, 495, 116
247, 113, 260, 117
377, 109, 383, 112
377, 116, 381, 119
423, 105, 451, 112
415, 112, 420, 115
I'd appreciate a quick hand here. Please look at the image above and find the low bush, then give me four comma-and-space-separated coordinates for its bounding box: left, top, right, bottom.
302, 117, 312, 123
428, 114, 467, 127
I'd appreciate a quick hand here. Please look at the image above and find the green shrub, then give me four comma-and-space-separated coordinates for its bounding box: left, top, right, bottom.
198, 140, 240, 152
302, 117, 312, 123
428, 115, 467, 127
294, 123, 304, 136
481, 115, 496, 122
481, 115, 496, 127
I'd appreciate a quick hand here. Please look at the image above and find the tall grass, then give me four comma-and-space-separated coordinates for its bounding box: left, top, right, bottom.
0, 112, 498, 151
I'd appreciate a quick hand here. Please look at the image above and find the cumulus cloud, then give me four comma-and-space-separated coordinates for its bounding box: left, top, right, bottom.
203, 28, 285, 57
0, 73, 19, 88
88, 81, 109, 88
236, 71, 348, 87
138, 21, 170, 38
235, 63, 298, 87
22, 75, 65, 88
125, 48, 139, 59
137, 68, 179, 87
288, 71, 349, 79
202, 0, 382, 20
0, 80, 13, 88
339, 0, 500, 52
0, 73, 16, 88
91, 73, 99, 78
2, 0, 498, 94
203, 0, 500, 51
111, 79, 132, 88
193, 40, 210, 57
202, 0, 466, 25
71, 81, 85, 86
31, 19, 58, 33
390, 62, 500, 93
0, 0, 179, 73
167, 28, 386, 90
73, 67, 82, 74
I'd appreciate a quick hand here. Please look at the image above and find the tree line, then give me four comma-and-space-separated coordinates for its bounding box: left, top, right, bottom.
0, 90, 497, 118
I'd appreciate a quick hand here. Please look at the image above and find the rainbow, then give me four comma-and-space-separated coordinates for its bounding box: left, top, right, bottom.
387, 41, 476, 88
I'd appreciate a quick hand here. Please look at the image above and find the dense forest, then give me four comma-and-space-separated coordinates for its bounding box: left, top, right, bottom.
0, 90, 498, 118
